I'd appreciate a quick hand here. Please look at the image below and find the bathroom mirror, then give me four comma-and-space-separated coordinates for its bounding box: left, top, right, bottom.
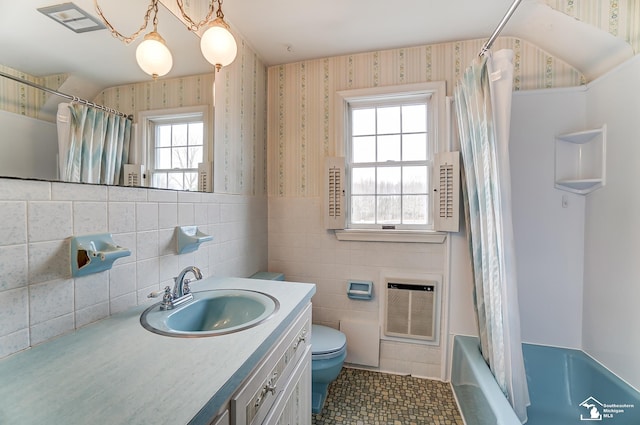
0, 0, 215, 191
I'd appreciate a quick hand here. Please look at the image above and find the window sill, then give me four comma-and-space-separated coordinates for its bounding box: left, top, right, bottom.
334, 229, 447, 243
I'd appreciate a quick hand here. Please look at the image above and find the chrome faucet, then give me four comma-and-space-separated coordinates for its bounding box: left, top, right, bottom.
148, 266, 203, 310
173, 266, 203, 299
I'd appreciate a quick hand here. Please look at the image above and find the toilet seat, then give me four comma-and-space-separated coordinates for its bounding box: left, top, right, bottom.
312, 325, 346, 360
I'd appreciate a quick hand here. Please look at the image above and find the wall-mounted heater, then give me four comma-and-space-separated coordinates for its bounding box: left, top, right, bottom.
384, 278, 440, 344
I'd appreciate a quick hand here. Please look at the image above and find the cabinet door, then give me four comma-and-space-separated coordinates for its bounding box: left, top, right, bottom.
232, 305, 311, 425
210, 410, 230, 425
263, 346, 312, 425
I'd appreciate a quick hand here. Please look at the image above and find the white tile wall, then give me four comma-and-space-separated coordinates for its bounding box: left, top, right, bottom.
73, 202, 108, 235
268, 196, 448, 379
28, 202, 72, 242
0, 202, 26, 244
0, 245, 28, 291
0, 178, 268, 358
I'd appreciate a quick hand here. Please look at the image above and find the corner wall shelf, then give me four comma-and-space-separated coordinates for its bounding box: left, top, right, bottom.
554, 125, 606, 195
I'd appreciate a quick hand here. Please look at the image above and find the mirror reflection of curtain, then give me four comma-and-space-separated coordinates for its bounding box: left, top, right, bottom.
56, 103, 131, 185
454, 49, 530, 424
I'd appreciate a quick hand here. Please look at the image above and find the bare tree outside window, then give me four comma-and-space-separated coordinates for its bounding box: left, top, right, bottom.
151, 120, 204, 191
349, 101, 431, 229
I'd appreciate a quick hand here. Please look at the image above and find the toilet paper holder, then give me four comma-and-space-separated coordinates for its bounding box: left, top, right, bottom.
347, 280, 373, 300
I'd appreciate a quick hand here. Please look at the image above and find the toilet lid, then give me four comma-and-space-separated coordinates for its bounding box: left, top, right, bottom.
312, 325, 346, 355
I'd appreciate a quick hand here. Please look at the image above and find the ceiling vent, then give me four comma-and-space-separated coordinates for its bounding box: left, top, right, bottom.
37, 2, 106, 33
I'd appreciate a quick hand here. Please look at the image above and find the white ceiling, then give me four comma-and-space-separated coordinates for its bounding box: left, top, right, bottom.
0, 0, 634, 94
224, 0, 521, 66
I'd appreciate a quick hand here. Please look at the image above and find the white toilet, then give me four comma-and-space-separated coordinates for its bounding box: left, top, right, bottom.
311, 324, 347, 414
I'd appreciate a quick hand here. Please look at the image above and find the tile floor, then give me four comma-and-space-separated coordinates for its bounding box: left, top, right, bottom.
312, 368, 464, 425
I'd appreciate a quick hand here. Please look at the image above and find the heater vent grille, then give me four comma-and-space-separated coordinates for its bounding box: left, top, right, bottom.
384, 280, 439, 342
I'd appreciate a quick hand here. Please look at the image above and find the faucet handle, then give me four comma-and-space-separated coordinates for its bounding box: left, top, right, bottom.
182, 278, 191, 295
160, 286, 174, 310
148, 286, 171, 298
147, 286, 174, 310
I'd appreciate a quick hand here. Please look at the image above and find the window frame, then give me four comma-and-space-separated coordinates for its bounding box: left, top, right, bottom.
336, 82, 447, 232
137, 105, 211, 190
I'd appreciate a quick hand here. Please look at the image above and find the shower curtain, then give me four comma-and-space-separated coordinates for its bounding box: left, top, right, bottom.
57, 103, 131, 185
454, 49, 530, 423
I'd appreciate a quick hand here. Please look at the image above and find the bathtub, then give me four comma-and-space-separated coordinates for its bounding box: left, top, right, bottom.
451, 335, 640, 425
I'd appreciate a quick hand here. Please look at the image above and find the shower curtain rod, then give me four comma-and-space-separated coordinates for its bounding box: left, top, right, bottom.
479, 0, 523, 56
0, 70, 132, 120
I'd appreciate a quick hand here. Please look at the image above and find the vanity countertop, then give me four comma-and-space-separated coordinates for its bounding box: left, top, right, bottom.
0, 276, 315, 425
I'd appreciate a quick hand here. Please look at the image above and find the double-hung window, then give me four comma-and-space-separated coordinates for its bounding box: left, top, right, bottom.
349, 98, 430, 229
140, 106, 209, 191
338, 82, 446, 232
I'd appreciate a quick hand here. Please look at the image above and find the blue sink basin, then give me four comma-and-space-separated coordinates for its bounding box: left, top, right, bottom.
140, 289, 279, 337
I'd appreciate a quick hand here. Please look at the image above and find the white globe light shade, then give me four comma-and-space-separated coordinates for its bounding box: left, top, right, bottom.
200, 21, 237, 70
136, 32, 173, 79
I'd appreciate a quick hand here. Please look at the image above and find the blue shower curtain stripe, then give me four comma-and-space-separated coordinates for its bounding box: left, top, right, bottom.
111, 116, 131, 185
121, 116, 132, 184
66, 104, 87, 182
60, 103, 131, 185
102, 113, 121, 185
454, 49, 530, 424
83, 107, 106, 183
101, 112, 115, 184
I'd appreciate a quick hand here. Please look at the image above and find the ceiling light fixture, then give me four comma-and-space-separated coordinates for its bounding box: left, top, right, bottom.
197, 0, 238, 71
94, 0, 237, 80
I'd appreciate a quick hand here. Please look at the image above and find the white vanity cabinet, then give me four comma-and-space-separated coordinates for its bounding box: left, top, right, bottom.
0, 276, 316, 425
230, 303, 312, 425
263, 350, 311, 424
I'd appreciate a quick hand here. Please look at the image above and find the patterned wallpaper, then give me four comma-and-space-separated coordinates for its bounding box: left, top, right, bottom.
213, 39, 268, 196
0, 46, 267, 196
0, 66, 66, 119
267, 36, 583, 198
93, 39, 268, 197
545, 0, 640, 53
1, 1, 637, 197
95, 74, 215, 116
265, 0, 639, 198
